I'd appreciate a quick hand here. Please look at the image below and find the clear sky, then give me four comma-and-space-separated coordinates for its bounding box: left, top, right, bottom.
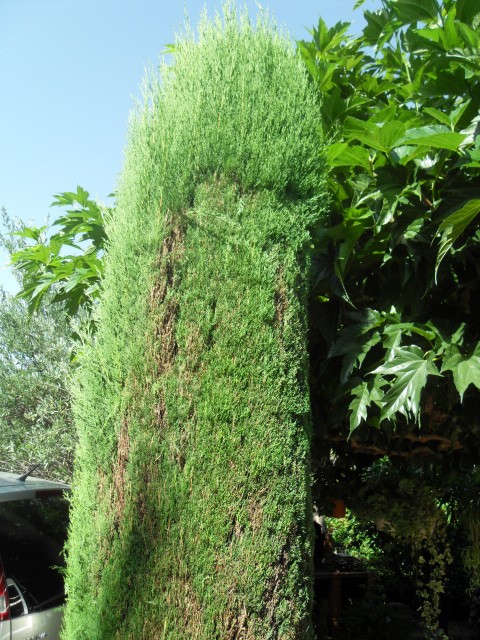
0, 0, 381, 292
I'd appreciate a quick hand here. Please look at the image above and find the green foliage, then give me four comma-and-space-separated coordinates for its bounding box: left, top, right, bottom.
330, 458, 442, 541
63, 7, 326, 639
338, 601, 418, 640
300, 0, 480, 462
10, 186, 109, 319
1, 206, 26, 261
326, 511, 382, 564
0, 289, 74, 481
0, 209, 75, 481
414, 525, 452, 639
300, 3, 480, 616
325, 458, 452, 637
459, 490, 480, 592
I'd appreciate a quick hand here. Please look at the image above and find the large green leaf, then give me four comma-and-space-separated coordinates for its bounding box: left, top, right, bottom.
348, 381, 382, 434
456, 0, 480, 26
422, 107, 451, 128
11, 243, 53, 266
344, 117, 406, 152
335, 221, 365, 280
383, 322, 437, 342
363, 9, 398, 45
327, 143, 371, 169
393, 0, 439, 24
422, 102, 473, 131
389, 145, 428, 165
13, 225, 47, 242
435, 199, 480, 277
349, 382, 370, 433
309, 17, 351, 54
328, 310, 384, 360
51, 185, 90, 208
373, 346, 440, 420
442, 344, 480, 400
396, 125, 466, 151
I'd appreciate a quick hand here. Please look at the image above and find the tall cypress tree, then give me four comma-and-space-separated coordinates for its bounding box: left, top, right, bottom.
63, 8, 326, 639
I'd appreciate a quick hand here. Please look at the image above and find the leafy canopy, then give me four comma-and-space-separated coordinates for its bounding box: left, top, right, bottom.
10, 186, 109, 319
0, 288, 74, 481
300, 0, 480, 467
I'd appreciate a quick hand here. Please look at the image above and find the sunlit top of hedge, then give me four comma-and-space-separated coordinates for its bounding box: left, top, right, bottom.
123, 4, 324, 217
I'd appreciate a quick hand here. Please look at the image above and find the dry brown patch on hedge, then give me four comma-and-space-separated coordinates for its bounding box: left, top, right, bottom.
149, 220, 185, 431
112, 417, 131, 530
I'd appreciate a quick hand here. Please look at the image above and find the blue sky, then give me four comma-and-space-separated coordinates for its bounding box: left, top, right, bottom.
0, 0, 381, 292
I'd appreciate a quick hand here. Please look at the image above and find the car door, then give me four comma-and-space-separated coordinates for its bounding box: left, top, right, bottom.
7, 577, 63, 640
0, 619, 10, 640
0, 492, 69, 640
10, 608, 63, 640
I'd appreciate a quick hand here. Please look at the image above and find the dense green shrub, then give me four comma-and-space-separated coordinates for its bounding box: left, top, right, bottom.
300, 1, 480, 631
0, 290, 74, 481
63, 8, 326, 639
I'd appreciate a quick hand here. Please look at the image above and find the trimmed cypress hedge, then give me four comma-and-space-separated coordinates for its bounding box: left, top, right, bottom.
63, 7, 326, 639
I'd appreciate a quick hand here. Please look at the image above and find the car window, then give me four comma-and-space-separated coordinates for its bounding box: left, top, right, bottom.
0, 494, 69, 615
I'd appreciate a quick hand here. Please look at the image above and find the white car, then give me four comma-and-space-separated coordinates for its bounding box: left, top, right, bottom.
0, 471, 69, 640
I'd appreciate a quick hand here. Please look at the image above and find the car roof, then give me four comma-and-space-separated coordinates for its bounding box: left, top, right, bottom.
0, 471, 69, 502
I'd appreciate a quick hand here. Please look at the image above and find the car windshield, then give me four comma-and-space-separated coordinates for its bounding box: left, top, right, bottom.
0, 494, 69, 611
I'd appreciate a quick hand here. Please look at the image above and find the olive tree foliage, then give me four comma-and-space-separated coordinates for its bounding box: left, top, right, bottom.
0, 186, 109, 481
0, 290, 74, 480
0, 210, 74, 481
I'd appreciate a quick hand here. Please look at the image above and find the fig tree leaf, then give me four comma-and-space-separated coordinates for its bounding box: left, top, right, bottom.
442, 344, 480, 400
393, 0, 439, 24
396, 125, 466, 151
349, 382, 370, 433
373, 346, 440, 421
